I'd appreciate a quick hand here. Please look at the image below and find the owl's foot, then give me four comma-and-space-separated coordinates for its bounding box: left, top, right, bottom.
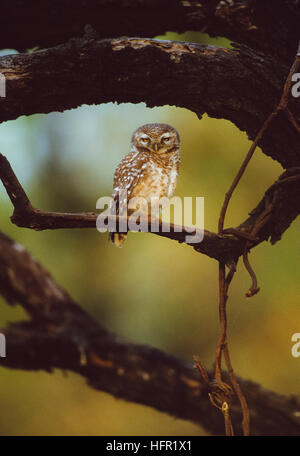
110, 232, 127, 247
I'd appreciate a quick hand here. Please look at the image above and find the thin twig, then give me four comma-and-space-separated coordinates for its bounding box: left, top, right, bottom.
222, 402, 234, 436
215, 263, 227, 382
285, 109, 300, 134
243, 194, 273, 297
223, 345, 250, 435
193, 356, 210, 387
194, 357, 235, 436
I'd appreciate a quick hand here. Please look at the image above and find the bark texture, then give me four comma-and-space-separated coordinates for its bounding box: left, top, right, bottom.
0, 38, 300, 168
0, 0, 299, 66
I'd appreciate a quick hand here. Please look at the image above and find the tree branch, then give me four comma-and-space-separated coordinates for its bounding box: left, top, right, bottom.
1, 154, 299, 265
0, 0, 298, 65
0, 230, 300, 436
0, 38, 300, 168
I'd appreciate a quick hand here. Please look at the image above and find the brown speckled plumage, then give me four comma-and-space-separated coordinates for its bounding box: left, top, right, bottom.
110, 123, 180, 246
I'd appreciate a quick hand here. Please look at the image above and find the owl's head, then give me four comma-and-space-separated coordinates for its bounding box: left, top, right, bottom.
131, 123, 180, 155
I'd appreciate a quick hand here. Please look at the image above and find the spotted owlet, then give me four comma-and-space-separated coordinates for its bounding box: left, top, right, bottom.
110, 123, 180, 246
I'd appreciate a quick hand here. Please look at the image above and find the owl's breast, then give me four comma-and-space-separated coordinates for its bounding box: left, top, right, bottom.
130, 163, 169, 201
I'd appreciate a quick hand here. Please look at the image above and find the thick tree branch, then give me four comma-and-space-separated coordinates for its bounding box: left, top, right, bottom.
0, 0, 299, 66
0, 38, 300, 168
0, 230, 300, 436
1, 154, 299, 265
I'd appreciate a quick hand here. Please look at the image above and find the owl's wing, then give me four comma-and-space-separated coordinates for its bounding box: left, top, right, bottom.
111, 151, 148, 215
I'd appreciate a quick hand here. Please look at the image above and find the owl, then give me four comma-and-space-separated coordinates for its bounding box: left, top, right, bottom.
110, 123, 180, 246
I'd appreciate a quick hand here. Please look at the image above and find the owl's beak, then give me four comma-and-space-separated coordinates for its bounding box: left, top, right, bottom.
154, 143, 158, 152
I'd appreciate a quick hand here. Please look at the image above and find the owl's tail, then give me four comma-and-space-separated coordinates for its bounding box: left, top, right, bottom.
109, 232, 127, 247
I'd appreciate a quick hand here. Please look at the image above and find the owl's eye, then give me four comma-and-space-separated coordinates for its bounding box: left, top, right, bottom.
162, 137, 170, 143
141, 137, 150, 143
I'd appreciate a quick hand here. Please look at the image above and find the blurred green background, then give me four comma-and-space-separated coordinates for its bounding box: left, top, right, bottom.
0, 33, 299, 436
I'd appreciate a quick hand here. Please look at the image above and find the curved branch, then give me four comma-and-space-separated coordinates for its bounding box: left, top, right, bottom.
0, 230, 300, 436
0, 38, 300, 168
0, 0, 299, 65
1, 154, 299, 265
